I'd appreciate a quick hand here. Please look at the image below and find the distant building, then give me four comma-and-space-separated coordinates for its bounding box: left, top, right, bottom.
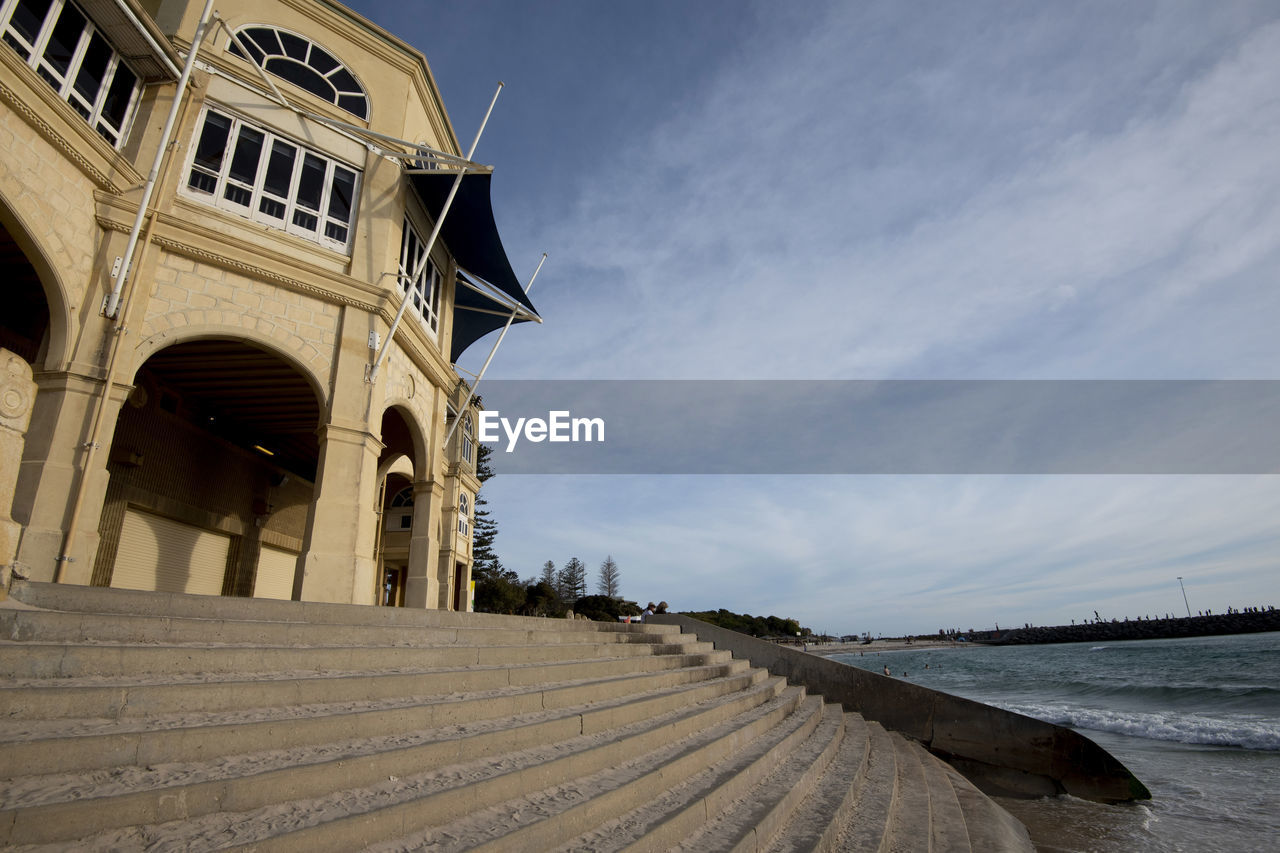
0, 0, 538, 608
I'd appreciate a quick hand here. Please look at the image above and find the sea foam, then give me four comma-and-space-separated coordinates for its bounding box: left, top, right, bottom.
996, 701, 1280, 751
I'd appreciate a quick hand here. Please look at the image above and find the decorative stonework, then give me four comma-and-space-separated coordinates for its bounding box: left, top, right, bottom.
0, 77, 120, 193
1, 349, 36, 595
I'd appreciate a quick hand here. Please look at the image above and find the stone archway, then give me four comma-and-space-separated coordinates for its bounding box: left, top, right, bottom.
94, 338, 324, 598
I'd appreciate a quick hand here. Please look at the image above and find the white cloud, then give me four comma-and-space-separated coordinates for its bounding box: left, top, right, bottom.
475, 6, 1280, 382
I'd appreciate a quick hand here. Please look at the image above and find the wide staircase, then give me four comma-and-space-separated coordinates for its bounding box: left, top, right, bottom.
0, 582, 1031, 851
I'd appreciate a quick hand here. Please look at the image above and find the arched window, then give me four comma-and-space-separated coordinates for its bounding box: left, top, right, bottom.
457, 492, 470, 537
228, 25, 368, 120
388, 485, 414, 530
462, 415, 474, 464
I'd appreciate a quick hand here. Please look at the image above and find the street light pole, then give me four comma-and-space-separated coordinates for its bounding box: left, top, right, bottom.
1178, 576, 1191, 617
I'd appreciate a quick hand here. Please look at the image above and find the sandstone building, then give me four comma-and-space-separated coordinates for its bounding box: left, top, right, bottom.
0, 0, 538, 609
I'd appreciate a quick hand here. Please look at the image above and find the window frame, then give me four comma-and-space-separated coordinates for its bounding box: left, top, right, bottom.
398, 213, 443, 336
181, 105, 360, 253
457, 492, 470, 537
461, 414, 474, 464
0, 0, 142, 148
227, 24, 369, 121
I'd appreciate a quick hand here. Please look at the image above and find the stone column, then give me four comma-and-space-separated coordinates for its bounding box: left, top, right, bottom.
11, 370, 127, 584
294, 422, 383, 604
1, 351, 36, 598
402, 477, 443, 609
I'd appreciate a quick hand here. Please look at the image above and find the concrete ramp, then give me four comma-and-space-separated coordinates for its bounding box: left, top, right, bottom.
0, 582, 1031, 851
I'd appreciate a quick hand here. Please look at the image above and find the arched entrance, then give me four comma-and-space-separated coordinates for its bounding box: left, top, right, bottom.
0, 219, 51, 365
95, 339, 323, 598
374, 407, 422, 606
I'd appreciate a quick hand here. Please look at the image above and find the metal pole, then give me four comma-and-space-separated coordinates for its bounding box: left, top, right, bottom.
58, 0, 215, 579
444, 253, 546, 447
1178, 576, 1191, 617
368, 82, 504, 385
104, 0, 216, 319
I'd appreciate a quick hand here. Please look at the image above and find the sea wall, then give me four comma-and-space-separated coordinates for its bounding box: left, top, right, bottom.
974, 610, 1280, 645
651, 613, 1151, 803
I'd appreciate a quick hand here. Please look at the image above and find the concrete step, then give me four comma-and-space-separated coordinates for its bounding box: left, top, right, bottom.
0, 672, 784, 846
16, 679, 798, 850
405, 690, 824, 853
0, 667, 771, 779
884, 731, 932, 853
912, 740, 972, 853
763, 713, 872, 853
0, 637, 716, 680
10, 580, 680, 638
833, 722, 899, 853
0, 655, 751, 721
940, 762, 1033, 852
0, 584, 1033, 851
0, 607, 675, 649
668, 701, 846, 852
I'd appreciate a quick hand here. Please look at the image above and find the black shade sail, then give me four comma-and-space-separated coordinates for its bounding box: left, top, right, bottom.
408, 172, 539, 362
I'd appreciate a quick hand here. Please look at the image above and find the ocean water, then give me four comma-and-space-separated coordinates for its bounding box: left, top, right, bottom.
832, 632, 1280, 852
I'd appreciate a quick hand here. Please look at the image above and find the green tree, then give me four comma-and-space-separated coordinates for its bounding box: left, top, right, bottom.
597, 555, 621, 598
558, 557, 587, 605
470, 443, 499, 571
472, 558, 525, 614
540, 560, 556, 588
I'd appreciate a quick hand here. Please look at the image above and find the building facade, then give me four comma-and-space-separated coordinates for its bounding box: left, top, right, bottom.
0, 0, 534, 608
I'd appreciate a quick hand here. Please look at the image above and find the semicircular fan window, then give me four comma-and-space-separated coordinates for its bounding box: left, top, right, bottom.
229, 26, 368, 120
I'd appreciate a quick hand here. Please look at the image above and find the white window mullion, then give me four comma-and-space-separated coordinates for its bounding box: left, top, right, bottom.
59, 18, 92, 102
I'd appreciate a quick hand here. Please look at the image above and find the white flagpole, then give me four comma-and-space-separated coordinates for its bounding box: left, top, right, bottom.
369, 82, 503, 384
445, 253, 547, 447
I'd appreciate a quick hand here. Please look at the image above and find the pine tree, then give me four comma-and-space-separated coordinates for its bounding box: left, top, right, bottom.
470, 443, 499, 571
558, 557, 587, 605
597, 555, 621, 598
541, 560, 556, 588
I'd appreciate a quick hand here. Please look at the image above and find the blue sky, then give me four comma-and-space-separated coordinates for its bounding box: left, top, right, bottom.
349, 1, 1280, 635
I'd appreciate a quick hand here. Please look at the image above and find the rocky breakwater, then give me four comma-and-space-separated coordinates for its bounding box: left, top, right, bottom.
976, 609, 1280, 646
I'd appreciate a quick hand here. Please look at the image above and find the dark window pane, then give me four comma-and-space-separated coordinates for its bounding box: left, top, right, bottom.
278, 31, 308, 61
265, 57, 332, 101
67, 97, 88, 118
3, 32, 32, 60
229, 33, 264, 65
246, 27, 281, 56
263, 140, 296, 198
99, 63, 137, 130
327, 167, 354, 223
193, 111, 232, 172
308, 48, 338, 75
336, 93, 367, 119
8, 0, 53, 46
223, 184, 250, 206
41, 0, 85, 77
259, 197, 285, 219
228, 126, 264, 185
72, 31, 111, 104
296, 154, 325, 211
324, 223, 348, 243
329, 67, 358, 94
292, 210, 317, 231
187, 170, 216, 194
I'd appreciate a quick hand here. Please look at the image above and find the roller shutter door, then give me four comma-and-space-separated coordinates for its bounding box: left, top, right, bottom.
255, 545, 298, 600
112, 509, 230, 596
